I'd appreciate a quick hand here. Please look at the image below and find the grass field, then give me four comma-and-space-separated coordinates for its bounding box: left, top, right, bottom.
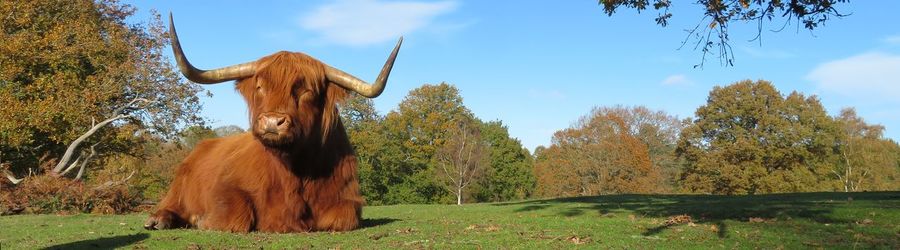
1, 192, 898, 249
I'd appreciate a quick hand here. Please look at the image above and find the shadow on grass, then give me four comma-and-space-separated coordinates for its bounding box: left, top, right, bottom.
515, 204, 551, 213
359, 217, 400, 229
496, 192, 899, 238
40, 233, 148, 250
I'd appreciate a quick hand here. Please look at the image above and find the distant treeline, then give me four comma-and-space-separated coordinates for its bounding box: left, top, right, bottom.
343, 80, 900, 204
534, 80, 899, 197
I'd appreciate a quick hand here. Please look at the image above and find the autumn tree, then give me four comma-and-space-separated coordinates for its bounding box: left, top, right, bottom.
534, 105, 666, 197
470, 121, 536, 202
340, 94, 393, 204
598, 0, 849, 66
345, 83, 475, 204
434, 118, 488, 205
833, 108, 900, 191
0, 0, 206, 178
592, 105, 684, 192
340, 93, 380, 131
677, 80, 839, 194
380, 83, 475, 204
341, 87, 538, 204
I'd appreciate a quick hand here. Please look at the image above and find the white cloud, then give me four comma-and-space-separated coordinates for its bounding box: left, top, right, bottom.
883, 35, 900, 45
300, 0, 459, 46
806, 52, 900, 100
661, 74, 693, 86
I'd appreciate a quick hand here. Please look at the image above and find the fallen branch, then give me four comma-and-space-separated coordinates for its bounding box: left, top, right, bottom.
74, 144, 99, 180
4, 170, 24, 185
51, 98, 153, 176
92, 170, 136, 191
50, 114, 125, 175
59, 155, 83, 177
1, 153, 23, 185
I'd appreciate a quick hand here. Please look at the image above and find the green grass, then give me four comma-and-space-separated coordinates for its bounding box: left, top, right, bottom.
1, 192, 898, 249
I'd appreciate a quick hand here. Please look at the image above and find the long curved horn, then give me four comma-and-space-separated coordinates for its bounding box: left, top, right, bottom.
169, 13, 255, 84
325, 37, 402, 98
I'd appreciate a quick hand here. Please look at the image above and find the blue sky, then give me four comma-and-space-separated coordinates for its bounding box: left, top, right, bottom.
130, 0, 900, 151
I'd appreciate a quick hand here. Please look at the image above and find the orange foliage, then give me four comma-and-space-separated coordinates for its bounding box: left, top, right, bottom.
535, 107, 666, 197
1, 174, 141, 215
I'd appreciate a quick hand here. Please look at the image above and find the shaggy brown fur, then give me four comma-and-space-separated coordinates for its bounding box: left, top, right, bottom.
144, 52, 363, 232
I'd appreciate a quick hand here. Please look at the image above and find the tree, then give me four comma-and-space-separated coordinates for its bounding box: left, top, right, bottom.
388, 82, 471, 163
833, 108, 900, 191
471, 121, 536, 202
434, 118, 487, 205
534, 106, 666, 197
50, 98, 155, 178
343, 83, 478, 204
598, 0, 849, 67
214, 125, 245, 137
340, 93, 381, 131
0, 0, 206, 177
590, 105, 684, 192
377, 83, 476, 204
677, 80, 839, 194
343, 89, 538, 205
340, 93, 393, 205
180, 126, 217, 149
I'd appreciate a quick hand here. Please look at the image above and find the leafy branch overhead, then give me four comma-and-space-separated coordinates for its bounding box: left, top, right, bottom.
598, 0, 849, 67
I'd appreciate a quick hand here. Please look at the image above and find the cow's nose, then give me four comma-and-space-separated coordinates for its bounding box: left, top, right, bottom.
259, 114, 289, 133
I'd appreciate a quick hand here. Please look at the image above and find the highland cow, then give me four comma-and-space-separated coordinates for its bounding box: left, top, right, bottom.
144, 14, 401, 232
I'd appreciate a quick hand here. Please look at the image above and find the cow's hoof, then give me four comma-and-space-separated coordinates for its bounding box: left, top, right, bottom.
144, 211, 177, 230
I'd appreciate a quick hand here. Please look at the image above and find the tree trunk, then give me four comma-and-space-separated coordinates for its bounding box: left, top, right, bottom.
59, 155, 82, 176
74, 144, 98, 180
50, 98, 152, 177
4, 172, 24, 185
74, 158, 88, 180
457, 186, 463, 205
1, 153, 24, 185
50, 114, 124, 175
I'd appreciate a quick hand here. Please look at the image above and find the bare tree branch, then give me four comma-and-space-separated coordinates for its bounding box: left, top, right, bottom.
1, 152, 24, 185
59, 154, 83, 176
4, 173, 24, 185
75, 144, 99, 180
50, 114, 125, 175
435, 120, 487, 205
92, 170, 136, 191
50, 98, 154, 176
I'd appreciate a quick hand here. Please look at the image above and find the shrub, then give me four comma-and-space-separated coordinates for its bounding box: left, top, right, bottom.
0, 174, 142, 215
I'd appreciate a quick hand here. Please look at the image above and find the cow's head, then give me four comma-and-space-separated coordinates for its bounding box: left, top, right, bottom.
167, 14, 401, 148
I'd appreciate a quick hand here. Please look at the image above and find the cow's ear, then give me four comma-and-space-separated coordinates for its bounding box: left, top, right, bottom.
320, 82, 349, 141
